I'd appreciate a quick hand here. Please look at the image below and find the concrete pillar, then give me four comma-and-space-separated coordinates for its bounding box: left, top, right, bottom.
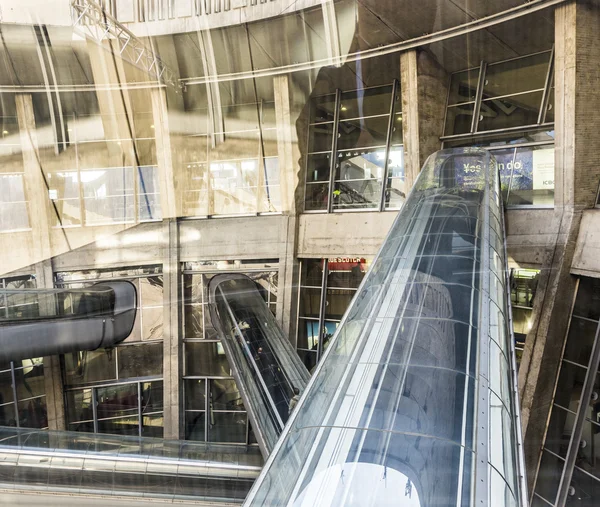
151, 88, 177, 219
32, 260, 66, 432
400, 50, 448, 190
273, 75, 301, 342
162, 219, 182, 439
517, 0, 600, 492
15, 94, 53, 263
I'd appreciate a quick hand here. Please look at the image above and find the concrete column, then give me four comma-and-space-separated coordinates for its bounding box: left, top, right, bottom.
517, 0, 600, 492
400, 50, 447, 189
273, 75, 301, 342
162, 218, 182, 439
151, 88, 178, 219
15, 94, 53, 263
31, 259, 66, 432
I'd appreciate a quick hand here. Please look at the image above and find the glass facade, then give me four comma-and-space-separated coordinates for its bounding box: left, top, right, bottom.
444, 51, 555, 207
304, 84, 404, 212
183, 261, 278, 444
533, 277, 600, 506
296, 257, 370, 370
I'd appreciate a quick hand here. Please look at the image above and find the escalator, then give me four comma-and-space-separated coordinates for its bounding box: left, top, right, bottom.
0, 281, 137, 362
208, 274, 310, 457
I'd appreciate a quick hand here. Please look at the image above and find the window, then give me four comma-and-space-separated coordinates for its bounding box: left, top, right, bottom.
304, 82, 404, 213
296, 258, 371, 370
0, 275, 47, 429
65, 380, 164, 438
0, 174, 29, 232
510, 268, 541, 364
533, 277, 600, 505
182, 260, 277, 444
443, 51, 555, 208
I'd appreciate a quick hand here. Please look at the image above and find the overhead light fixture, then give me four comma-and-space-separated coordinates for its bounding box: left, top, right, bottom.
340, 105, 347, 111
150, 125, 155, 129
2, 130, 8, 135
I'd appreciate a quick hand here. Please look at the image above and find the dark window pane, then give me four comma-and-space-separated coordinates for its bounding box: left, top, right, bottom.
573, 278, 600, 321
297, 319, 320, 351
322, 321, 339, 352
304, 182, 329, 211
210, 379, 244, 411
0, 370, 14, 405
564, 317, 598, 367
185, 342, 231, 377
296, 349, 317, 373
308, 123, 333, 153
96, 383, 138, 420
14, 361, 45, 400
185, 379, 206, 412
185, 411, 206, 441
142, 413, 163, 438
208, 412, 247, 443
97, 416, 139, 436
0, 403, 16, 426
17, 397, 47, 428
534, 450, 565, 503
327, 258, 368, 288
142, 381, 163, 413
339, 86, 393, 119
479, 91, 543, 132
301, 259, 324, 287
299, 288, 322, 318
306, 153, 331, 183
325, 289, 355, 320
117, 343, 163, 378
567, 465, 600, 507
576, 417, 600, 481
391, 113, 403, 145
554, 361, 587, 411
310, 94, 336, 123
63, 349, 117, 385
445, 103, 474, 136
448, 68, 480, 105
545, 405, 576, 458
336, 116, 389, 151
483, 52, 551, 99
65, 389, 93, 424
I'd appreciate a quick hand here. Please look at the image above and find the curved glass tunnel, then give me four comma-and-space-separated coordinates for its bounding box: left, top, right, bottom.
0, 281, 137, 362
245, 148, 525, 506
209, 274, 310, 457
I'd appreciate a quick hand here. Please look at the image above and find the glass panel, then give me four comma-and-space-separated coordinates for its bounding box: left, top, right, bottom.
308, 123, 333, 153
448, 68, 480, 105
0, 402, 16, 427
97, 416, 140, 436
554, 361, 587, 411
325, 288, 356, 320
494, 145, 554, 206
17, 397, 47, 428
297, 319, 320, 351
336, 116, 389, 151
141, 413, 163, 438
117, 343, 163, 379
563, 317, 599, 366
186, 342, 231, 377
299, 288, 322, 318
208, 412, 248, 443
96, 383, 138, 420
137, 165, 161, 221
545, 405, 576, 458
510, 268, 541, 307
573, 278, 600, 321
81, 167, 135, 224
296, 349, 317, 373
483, 52, 551, 98
339, 85, 393, 119
63, 349, 117, 385
141, 381, 163, 413
310, 94, 336, 124
210, 379, 243, 411
445, 103, 475, 136
479, 91, 543, 132
14, 359, 45, 400
141, 306, 163, 340
301, 259, 324, 287
184, 379, 206, 411
332, 150, 384, 210
65, 388, 93, 425
306, 153, 332, 183
185, 411, 206, 441
304, 182, 330, 211
326, 257, 369, 288
567, 466, 600, 507
535, 450, 565, 503
577, 417, 600, 481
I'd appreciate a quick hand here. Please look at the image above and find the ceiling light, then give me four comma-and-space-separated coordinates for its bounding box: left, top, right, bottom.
150, 125, 155, 129
2, 130, 8, 135
340, 105, 347, 111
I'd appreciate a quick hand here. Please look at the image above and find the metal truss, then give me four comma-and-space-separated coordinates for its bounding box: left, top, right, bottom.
71, 0, 180, 89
